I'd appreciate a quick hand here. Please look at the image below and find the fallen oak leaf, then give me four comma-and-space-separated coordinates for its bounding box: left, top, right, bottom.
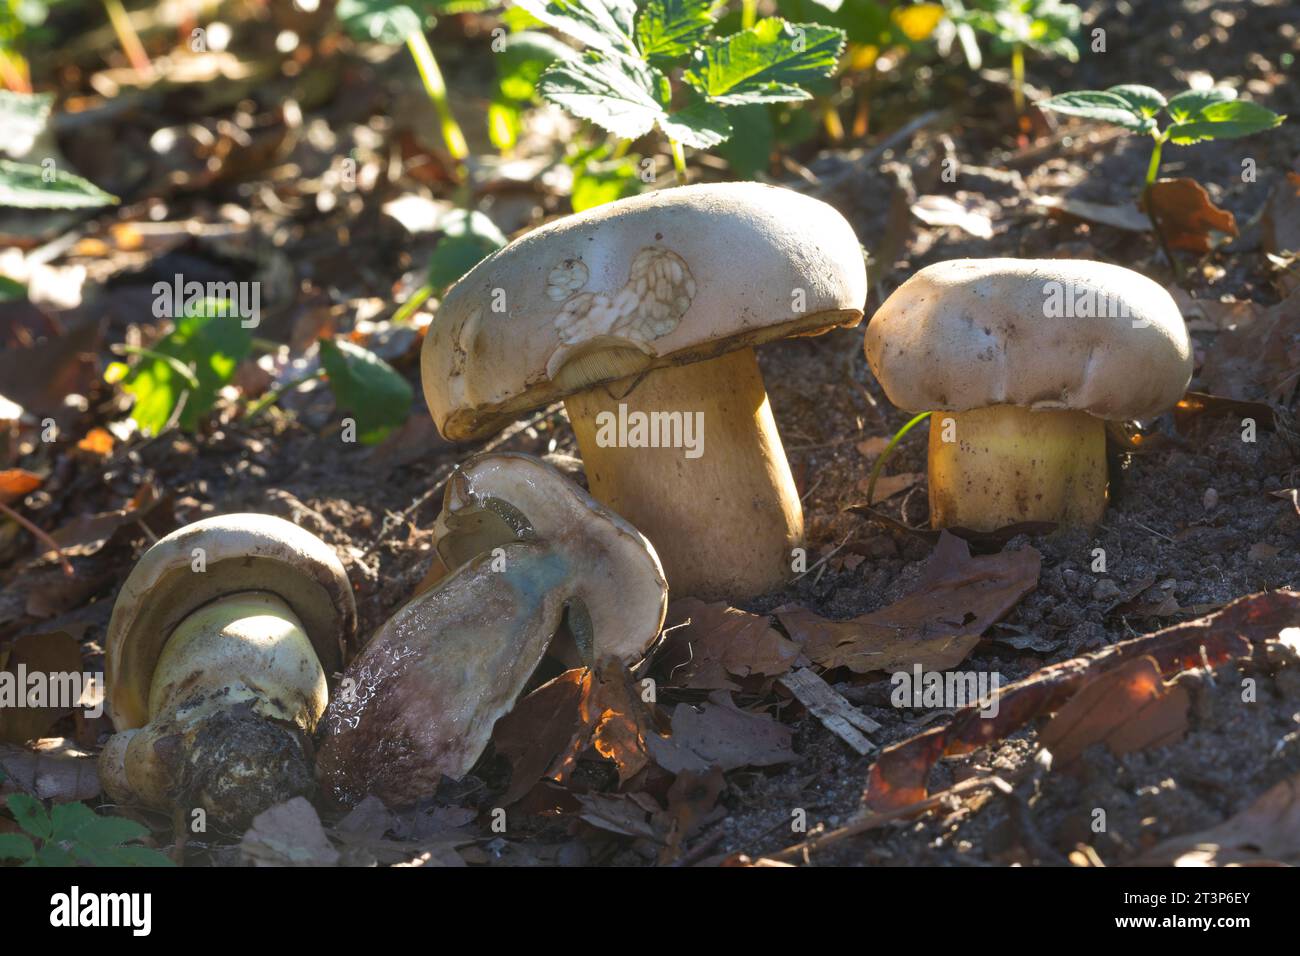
657, 598, 801, 691
491, 668, 593, 805
777, 532, 1040, 674
1143, 177, 1238, 253
1199, 286, 1300, 405
489, 658, 655, 803
0, 469, 41, 505
863, 590, 1298, 811
0, 631, 85, 744
589, 657, 654, 784
1038, 656, 1190, 764
646, 691, 796, 775
1134, 772, 1300, 866
239, 796, 340, 867
856, 471, 924, 503
660, 766, 726, 865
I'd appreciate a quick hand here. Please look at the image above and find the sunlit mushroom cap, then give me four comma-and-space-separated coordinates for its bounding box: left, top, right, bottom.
864, 258, 1193, 420
105, 513, 357, 730
423, 182, 868, 442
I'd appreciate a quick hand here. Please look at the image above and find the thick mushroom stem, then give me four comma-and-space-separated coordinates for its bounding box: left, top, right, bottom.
927, 405, 1107, 531
563, 347, 802, 601
99, 592, 327, 826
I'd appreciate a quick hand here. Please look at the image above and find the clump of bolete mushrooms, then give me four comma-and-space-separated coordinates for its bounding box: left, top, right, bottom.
315, 452, 667, 808
422, 182, 867, 600
100, 514, 356, 827
865, 258, 1193, 531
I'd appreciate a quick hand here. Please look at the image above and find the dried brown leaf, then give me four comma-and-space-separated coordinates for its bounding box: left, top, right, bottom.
777, 533, 1040, 673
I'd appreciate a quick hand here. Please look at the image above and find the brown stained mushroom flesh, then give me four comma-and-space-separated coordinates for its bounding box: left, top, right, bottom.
865, 258, 1193, 531
316, 452, 667, 808
422, 182, 867, 601
100, 514, 356, 827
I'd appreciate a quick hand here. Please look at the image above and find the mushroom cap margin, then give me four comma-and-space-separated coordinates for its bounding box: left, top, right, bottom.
105, 513, 357, 730
423, 182, 868, 442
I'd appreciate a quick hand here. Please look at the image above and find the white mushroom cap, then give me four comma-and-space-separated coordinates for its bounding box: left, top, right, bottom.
865, 258, 1193, 420
423, 182, 867, 442
435, 451, 668, 665
105, 513, 357, 730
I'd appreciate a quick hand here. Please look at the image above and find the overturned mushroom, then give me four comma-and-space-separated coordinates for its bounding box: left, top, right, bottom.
422, 182, 867, 600
865, 258, 1193, 530
100, 514, 356, 827
316, 452, 667, 808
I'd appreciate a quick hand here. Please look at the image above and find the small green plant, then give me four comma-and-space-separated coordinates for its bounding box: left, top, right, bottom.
107, 298, 413, 443
105, 298, 253, 436
336, 0, 479, 169
777, 0, 947, 140
1040, 84, 1285, 193
524, 0, 845, 178
950, 0, 1081, 113
0, 793, 174, 866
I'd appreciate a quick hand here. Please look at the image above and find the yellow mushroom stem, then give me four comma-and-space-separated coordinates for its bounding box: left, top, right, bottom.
563, 347, 802, 601
100, 592, 327, 823
927, 405, 1108, 531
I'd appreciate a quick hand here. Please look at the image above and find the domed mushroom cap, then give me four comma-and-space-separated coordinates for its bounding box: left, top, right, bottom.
423, 182, 867, 442
865, 258, 1193, 420
435, 451, 668, 665
105, 513, 357, 730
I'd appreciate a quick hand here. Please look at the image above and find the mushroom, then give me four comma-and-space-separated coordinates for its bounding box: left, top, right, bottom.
421, 182, 867, 600
316, 452, 667, 807
864, 258, 1193, 531
100, 514, 356, 827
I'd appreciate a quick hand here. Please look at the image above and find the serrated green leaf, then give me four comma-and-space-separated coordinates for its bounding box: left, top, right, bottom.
683, 19, 844, 106
571, 156, 643, 211
715, 103, 773, 177
661, 97, 731, 148
0, 832, 35, 861
775, 0, 889, 47
336, 0, 434, 43
540, 49, 669, 140
33, 843, 76, 866
0, 159, 118, 209
94, 844, 177, 867
51, 802, 150, 848
1106, 84, 1165, 118
428, 209, 507, 290
635, 0, 718, 61
7, 793, 50, 840
1166, 87, 1236, 123
496, 30, 574, 101
1038, 90, 1151, 131
1167, 100, 1285, 145
47, 800, 97, 839
512, 0, 639, 55
319, 338, 413, 444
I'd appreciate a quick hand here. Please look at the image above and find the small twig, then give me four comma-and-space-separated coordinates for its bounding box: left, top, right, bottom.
768, 776, 1002, 864
0, 502, 73, 576
793, 531, 854, 581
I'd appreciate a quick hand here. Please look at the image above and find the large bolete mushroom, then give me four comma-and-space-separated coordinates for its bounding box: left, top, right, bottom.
865, 258, 1192, 531
422, 182, 867, 600
316, 452, 667, 808
101, 514, 356, 827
